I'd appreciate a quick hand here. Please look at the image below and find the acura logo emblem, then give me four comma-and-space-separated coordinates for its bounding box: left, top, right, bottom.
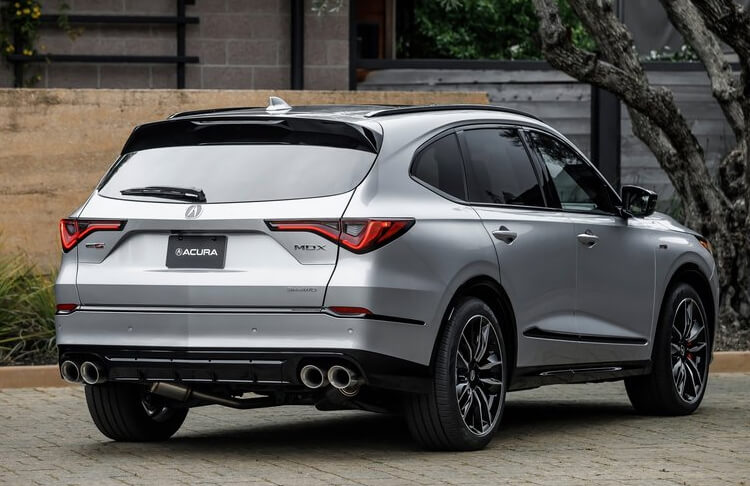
185, 204, 203, 219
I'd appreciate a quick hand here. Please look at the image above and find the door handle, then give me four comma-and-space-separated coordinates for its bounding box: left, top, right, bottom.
492, 226, 517, 244
577, 230, 599, 247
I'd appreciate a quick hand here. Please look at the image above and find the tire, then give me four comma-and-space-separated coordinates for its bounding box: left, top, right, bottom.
85, 382, 188, 441
625, 283, 711, 415
405, 297, 507, 451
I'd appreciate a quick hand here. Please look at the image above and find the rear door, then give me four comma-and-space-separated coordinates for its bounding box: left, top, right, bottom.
459, 126, 580, 368
74, 122, 379, 309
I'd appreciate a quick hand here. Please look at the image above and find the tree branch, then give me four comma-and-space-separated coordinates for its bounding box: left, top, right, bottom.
692, 0, 750, 65
532, 0, 727, 225
660, 0, 744, 139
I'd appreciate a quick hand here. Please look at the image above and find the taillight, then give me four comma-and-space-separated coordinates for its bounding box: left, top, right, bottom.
59, 219, 125, 252
266, 219, 414, 254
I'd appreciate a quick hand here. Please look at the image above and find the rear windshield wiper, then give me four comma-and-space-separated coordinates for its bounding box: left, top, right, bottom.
120, 186, 206, 203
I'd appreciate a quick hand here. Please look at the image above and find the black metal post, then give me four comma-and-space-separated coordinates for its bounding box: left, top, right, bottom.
13, 29, 23, 87
176, 0, 186, 89
348, 0, 357, 90
290, 0, 304, 90
590, 85, 622, 189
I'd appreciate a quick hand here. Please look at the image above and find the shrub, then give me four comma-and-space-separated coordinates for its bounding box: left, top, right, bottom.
0, 254, 56, 365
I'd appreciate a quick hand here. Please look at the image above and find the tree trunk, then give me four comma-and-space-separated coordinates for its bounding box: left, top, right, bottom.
531, 0, 750, 348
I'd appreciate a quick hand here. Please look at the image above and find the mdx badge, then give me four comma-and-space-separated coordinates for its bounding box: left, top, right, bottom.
294, 244, 326, 251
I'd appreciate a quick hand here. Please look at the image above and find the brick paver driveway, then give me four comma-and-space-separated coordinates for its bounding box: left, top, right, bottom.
1, 374, 748, 485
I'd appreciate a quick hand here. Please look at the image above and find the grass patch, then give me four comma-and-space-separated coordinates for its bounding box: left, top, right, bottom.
0, 254, 56, 365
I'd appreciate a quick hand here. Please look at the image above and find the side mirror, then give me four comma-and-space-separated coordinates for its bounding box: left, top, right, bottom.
621, 185, 657, 218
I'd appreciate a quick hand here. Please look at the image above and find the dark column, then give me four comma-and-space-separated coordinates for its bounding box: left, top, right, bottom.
13, 30, 23, 87
590, 85, 622, 189
348, 0, 357, 90
291, 0, 304, 90
176, 0, 186, 89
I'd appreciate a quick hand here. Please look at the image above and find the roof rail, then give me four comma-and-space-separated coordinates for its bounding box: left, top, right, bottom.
366, 104, 542, 121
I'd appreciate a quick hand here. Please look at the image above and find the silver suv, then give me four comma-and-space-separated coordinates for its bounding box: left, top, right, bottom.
56, 99, 717, 451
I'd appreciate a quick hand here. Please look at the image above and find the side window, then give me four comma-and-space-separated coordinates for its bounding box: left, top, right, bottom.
527, 131, 618, 214
411, 133, 466, 200
461, 128, 545, 207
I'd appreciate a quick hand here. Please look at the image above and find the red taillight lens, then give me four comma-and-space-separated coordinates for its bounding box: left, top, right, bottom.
59, 219, 125, 252
267, 219, 414, 254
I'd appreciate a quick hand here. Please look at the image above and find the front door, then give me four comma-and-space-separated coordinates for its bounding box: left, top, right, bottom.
526, 130, 656, 363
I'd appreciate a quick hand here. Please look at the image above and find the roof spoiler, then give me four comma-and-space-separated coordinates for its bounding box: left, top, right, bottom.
120, 116, 382, 155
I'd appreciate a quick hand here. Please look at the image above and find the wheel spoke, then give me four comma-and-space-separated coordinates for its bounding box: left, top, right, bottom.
459, 387, 474, 419
475, 319, 490, 362
460, 333, 473, 363
478, 356, 502, 371
684, 299, 694, 339
670, 342, 681, 356
684, 357, 703, 396
479, 377, 503, 390
457, 349, 470, 371
675, 361, 687, 397
688, 342, 707, 353
687, 322, 704, 343
475, 388, 492, 431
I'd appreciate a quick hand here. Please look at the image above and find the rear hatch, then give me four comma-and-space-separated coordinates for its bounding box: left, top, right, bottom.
70, 115, 381, 309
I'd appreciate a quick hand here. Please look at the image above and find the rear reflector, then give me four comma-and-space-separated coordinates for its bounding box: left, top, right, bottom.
56, 303, 78, 314
327, 306, 372, 316
266, 219, 414, 254
59, 219, 125, 252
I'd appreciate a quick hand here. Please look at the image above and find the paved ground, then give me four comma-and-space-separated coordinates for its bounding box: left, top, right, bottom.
0, 374, 748, 486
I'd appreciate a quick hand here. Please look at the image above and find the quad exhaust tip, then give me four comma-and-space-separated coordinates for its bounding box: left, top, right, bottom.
327, 365, 363, 397
300, 365, 328, 389
80, 361, 107, 385
60, 360, 80, 384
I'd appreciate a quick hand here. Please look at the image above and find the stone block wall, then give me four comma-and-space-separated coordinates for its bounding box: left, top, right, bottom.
0, 0, 349, 90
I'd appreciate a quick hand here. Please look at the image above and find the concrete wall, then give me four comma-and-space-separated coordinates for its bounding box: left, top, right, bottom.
0, 0, 349, 90
0, 88, 488, 267
360, 68, 734, 206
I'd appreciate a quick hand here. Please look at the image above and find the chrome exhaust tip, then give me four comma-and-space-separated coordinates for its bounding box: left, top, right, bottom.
300, 364, 328, 389
80, 361, 106, 385
327, 365, 363, 397
60, 360, 80, 384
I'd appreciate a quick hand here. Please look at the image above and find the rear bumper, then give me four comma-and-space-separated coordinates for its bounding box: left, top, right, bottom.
56, 308, 434, 392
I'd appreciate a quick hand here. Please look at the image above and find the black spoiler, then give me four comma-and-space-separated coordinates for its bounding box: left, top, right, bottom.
120, 116, 382, 155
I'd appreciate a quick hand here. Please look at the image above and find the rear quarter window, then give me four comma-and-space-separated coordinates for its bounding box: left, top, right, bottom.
411, 133, 467, 200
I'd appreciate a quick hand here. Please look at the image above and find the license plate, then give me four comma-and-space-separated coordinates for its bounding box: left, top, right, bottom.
166, 235, 227, 269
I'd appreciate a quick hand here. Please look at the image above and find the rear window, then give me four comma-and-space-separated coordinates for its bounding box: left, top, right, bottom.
98, 145, 377, 203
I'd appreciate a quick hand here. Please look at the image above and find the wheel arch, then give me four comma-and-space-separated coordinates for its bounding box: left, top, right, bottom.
432, 276, 518, 379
